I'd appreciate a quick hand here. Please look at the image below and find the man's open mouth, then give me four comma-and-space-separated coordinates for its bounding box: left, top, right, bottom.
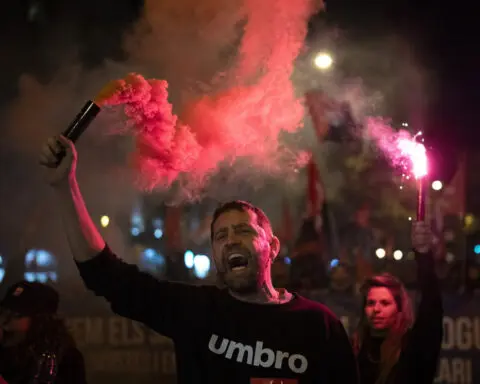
227, 253, 249, 271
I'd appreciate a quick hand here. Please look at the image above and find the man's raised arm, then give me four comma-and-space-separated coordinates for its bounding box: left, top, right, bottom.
39, 136, 207, 338
40, 135, 104, 262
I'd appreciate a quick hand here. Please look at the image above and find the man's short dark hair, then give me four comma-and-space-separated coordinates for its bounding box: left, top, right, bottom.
210, 200, 273, 241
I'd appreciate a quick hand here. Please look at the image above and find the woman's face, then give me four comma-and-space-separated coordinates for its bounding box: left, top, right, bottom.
364, 287, 399, 331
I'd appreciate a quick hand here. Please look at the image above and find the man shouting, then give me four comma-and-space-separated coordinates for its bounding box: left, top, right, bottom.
39, 135, 359, 384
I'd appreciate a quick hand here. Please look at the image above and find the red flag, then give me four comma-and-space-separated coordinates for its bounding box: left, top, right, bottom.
306, 158, 325, 219
305, 90, 331, 141
164, 205, 183, 252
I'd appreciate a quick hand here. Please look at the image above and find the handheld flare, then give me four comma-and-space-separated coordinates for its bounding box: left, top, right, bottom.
397, 133, 428, 222
62, 100, 101, 142
416, 177, 426, 221
412, 140, 428, 222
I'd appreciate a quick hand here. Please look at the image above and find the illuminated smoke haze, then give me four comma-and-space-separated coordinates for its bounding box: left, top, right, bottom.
0, 0, 434, 260
0, 0, 322, 269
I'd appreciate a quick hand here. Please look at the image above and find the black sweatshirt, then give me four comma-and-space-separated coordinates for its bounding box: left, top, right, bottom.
357, 251, 444, 384
76, 245, 359, 384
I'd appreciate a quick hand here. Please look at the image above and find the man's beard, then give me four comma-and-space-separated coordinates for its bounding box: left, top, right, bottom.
218, 269, 259, 294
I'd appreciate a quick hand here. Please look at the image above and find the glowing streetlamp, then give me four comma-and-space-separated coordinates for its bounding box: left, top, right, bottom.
100, 215, 110, 228
314, 52, 333, 70
431, 180, 443, 191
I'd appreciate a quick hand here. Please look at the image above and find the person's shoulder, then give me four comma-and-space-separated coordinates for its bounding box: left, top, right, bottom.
291, 295, 348, 340
293, 294, 340, 321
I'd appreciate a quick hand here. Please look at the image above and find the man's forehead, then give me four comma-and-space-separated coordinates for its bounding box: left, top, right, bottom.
213, 209, 257, 230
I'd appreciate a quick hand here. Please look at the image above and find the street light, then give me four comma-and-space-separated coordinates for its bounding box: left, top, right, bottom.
313, 52, 333, 70
375, 248, 386, 259
431, 180, 443, 191
100, 215, 110, 228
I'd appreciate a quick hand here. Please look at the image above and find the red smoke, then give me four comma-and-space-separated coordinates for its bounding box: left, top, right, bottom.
100, 75, 200, 188
100, 0, 321, 191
